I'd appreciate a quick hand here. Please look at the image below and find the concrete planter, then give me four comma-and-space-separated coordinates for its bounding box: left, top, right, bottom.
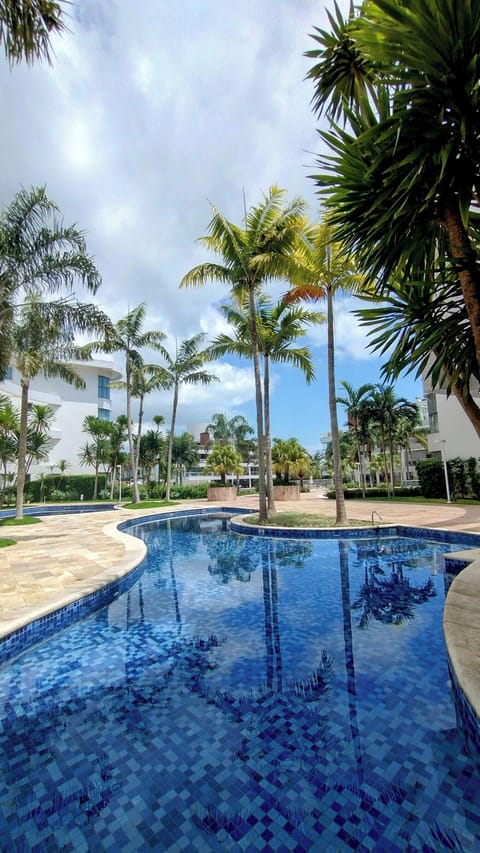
207, 485, 237, 501
273, 484, 300, 501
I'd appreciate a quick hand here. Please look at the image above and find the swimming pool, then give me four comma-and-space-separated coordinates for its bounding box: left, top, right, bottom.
0, 512, 479, 851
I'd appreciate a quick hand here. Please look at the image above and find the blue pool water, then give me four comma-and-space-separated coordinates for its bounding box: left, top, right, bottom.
0, 513, 480, 851
0, 503, 116, 519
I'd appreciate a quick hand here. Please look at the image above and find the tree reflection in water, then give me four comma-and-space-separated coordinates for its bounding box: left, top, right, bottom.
351, 539, 436, 629
211, 538, 334, 803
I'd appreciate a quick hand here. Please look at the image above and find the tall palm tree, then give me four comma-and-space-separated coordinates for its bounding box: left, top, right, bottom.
284, 222, 365, 525
0, 185, 101, 379
180, 186, 308, 523
13, 296, 112, 518
112, 361, 170, 496
0, 0, 68, 65
308, 0, 480, 427
209, 293, 322, 510
336, 381, 374, 497
161, 333, 218, 501
88, 303, 168, 504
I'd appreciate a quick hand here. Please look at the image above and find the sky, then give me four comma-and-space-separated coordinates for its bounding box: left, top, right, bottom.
0, 0, 423, 453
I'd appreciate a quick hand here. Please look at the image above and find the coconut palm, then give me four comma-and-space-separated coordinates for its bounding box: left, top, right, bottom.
12, 296, 112, 518
180, 186, 309, 523
0, 185, 102, 379
284, 222, 365, 525
87, 303, 168, 504
160, 333, 218, 501
308, 0, 480, 427
0, 0, 68, 65
336, 381, 374, 497
209, 293, 322, 510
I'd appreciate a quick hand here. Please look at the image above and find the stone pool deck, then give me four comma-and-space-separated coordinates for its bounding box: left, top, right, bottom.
0, 492, 479, 725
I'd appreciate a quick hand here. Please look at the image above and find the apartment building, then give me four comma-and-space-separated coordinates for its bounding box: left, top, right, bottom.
0, 359, 122, 476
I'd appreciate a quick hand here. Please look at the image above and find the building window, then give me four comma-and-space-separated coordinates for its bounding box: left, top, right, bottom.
426, 393, 439, 434
98, 375, 110, 400
4, 367, 12, 380
98, 408, 110, 421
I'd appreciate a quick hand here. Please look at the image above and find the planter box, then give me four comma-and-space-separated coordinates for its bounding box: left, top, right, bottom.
207, 486, 237, 501
273, 484, 300, 501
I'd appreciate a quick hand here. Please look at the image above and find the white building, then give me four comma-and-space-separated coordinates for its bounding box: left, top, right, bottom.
0, 359, 122, 476
423, 375, 480, 463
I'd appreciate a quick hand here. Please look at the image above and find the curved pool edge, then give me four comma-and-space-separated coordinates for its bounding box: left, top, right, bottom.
0, 518, 147, 667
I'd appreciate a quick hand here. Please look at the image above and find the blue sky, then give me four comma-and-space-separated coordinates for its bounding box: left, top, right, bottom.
0, 0, 423, 452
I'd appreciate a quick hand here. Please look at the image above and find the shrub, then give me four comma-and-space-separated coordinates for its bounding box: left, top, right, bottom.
416, 459, 448, 499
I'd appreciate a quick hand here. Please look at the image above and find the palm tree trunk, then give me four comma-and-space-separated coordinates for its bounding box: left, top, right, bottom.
442, 199, 480, 369
248, 285, 268, 522
134, 391, 145, 490
264, 355, 276, 513
126, 361, 140, 504
327, 285, 347, 525
15, 379, 29, 520
166, 381, 179, 502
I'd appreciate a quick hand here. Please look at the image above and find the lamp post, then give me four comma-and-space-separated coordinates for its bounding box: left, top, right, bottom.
117, 464, 122, 508
435, 440, 451, 504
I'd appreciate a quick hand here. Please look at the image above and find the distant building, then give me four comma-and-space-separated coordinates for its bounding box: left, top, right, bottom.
0, 359, 122, 476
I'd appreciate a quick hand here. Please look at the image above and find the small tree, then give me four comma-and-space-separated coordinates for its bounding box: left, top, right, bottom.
205, 444, 243, 486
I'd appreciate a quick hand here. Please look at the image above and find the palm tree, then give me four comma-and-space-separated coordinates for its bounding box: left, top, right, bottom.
80, 415, 112, 500
12, 296, 112, 518
112, 361, 170, 496
0, 0, 68, 65
0, 394, 18, 501
204, 443, 243, 486
356, 277, 480, 437
284, 222, 365, 525
106, 415, 128, 499
307, 0, 480, 427
363, 384, 419, 496
271, 437, 311, 486
88, 303, 168, 504
161, 333, 218, 501
206, 413, 234, 446
25, 403, 54, 475
209, 293, 322, 510
180, 186, 308, 523
0, 185, 101, 379
171, 432, 199, 486
336, 381, 374, 497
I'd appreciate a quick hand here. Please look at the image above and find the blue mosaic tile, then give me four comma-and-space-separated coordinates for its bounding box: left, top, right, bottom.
0, 510, 480, 850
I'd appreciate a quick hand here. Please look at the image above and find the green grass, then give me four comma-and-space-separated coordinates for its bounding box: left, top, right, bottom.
0, 538, 16, 547
242, 511, 370, 528
0, 516, 41, 527
122, 500, 178, 510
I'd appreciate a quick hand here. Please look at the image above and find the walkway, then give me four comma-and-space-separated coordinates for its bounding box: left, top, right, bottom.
0, 494, 479, 721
